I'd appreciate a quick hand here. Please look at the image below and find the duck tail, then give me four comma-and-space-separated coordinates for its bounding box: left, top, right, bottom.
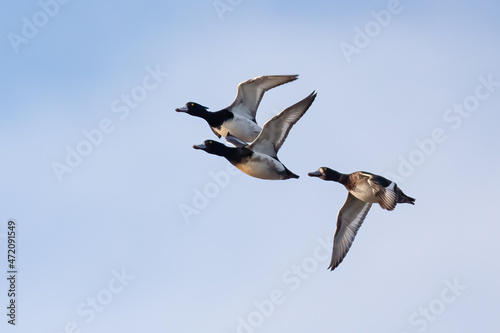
398, 190, 415, 205
283, 167, 299, 179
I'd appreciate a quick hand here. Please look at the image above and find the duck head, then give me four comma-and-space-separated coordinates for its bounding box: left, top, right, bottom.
176, 102, 209, 116
308, 167, 342, 182
193, 140, 229, 156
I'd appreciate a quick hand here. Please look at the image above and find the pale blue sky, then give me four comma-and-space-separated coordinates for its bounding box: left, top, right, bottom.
1, 1, 499, 332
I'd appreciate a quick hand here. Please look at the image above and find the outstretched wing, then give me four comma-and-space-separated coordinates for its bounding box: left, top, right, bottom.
248, 91, 316, 158
329, 193, 372, 271
228, 75, 298, 122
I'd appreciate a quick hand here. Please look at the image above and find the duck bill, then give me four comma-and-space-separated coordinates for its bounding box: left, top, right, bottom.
175, 105, 188, 112
193, 143, 206, 150
308, 171, 322, 177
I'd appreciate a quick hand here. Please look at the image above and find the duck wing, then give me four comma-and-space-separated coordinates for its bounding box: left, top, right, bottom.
329, 193, 372, 271
225, 134, 247, 147
228, 75, 298, 122
210, 127, 222, 138
362, 172, 398, 211
248, 91, 316, 158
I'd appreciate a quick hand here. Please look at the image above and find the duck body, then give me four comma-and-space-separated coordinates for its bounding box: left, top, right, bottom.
213, 112, 262, 142
321, 169, 414, 210
347, 175, 379, 203
308, 167, 415, 270
234, 151, 298, 180
175, 104, 260, 142
176, 75, 298, 143
193, 140, 298, 180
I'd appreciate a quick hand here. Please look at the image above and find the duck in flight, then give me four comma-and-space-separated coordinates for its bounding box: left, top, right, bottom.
308, 167, 415, 271
193, 92, 317, 180
176, 75, 298, 143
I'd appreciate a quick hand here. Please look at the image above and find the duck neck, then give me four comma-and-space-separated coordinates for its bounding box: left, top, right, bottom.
193, 108, 212, 121
324, 170, 346, 184
337, 174, 351, 188
225, 146, 253, 164
209, 144, 234, 158
205, 109, 234, 128
338, 174, 349, 185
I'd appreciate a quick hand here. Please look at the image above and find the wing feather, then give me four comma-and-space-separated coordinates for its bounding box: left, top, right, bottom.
249, 91, 316, 157
228, 75, 298, 121
365, 175, 397, 211
329, 193, 372, 271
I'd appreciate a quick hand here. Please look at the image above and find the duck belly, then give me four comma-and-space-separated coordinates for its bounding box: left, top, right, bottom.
218, 115, 261, 142
350, 182, 378, 203
235, 153, 286, 180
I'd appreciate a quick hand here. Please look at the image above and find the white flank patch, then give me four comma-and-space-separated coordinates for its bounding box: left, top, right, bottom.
219, 115, 261, 142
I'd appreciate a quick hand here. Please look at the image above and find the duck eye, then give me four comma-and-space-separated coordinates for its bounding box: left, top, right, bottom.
191, 103, 194, 106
